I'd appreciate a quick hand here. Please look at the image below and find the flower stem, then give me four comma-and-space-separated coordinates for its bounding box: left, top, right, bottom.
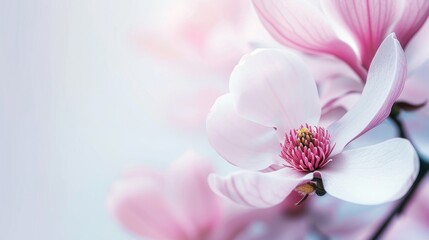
369, 115, 429, 239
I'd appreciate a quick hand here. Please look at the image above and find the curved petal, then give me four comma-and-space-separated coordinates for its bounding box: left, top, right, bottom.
208, 168, 313, 208
394, 0, 429, 48
320, 138, 419, 205
206, 94, 281, 170
252, 0, 365, 79
230, 49, 321, 134
328, 34, 406, 155
322, 0, 403, 69
107, 173, 188, 240
166, 151, 221, 239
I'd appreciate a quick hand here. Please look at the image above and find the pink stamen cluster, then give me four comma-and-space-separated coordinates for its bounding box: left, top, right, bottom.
280, 124, 334, 172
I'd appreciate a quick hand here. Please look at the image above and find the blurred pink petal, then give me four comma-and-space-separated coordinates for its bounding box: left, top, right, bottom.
321, 138, 418, 204
165, 151, 222, 238
137, 0, 265, 132
253, 0, 365, 79
206, 94, 281, 170
108, 151, 222, 240
107, 170, 188, 240
321, 0, 402, 68
405, 19, 429, 72
382, 176, 429, 239
208, 168, 313, 208
328, 34, 406, 155
139, 0, 253, 76
108, 150, 314, 239
230, 49, 321, 133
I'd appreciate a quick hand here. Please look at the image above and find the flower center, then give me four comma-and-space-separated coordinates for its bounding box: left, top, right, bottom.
280, 124, 334, 172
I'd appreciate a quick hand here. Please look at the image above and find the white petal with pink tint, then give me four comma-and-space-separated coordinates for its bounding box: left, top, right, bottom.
328, 34, 406, 155
322, 0, 403, 68
230, 48, 321, 133
207, 94, 281, 170
252, 0, 364, 78
320, 138, 418, 205
208, 168, 313, 208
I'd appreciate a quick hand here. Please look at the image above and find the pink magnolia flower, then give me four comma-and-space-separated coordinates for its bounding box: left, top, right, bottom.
107, 151, 311, 240
252, 0, 429, 158
206, 34, 419, 208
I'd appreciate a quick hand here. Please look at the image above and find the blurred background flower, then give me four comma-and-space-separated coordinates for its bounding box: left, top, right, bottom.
1, 0, 428, 239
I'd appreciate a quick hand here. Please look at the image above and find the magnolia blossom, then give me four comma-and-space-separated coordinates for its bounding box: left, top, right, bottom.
107, 151, 312, 239
139, 0, 270, 131
252, 0, 429, 158
207, 34, 418, 208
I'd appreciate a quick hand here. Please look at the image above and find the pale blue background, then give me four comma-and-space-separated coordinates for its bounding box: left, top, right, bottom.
0, 1, 234, 239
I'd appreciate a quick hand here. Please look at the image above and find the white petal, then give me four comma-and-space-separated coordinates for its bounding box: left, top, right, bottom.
328, 34, 406, 155
206, 94, 281, 170
230, 48, 321, 134
320, 138, 419, 205
208, 168, 313, 208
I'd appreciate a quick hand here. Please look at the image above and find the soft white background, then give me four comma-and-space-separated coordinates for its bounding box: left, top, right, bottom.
0, 1, 233, 239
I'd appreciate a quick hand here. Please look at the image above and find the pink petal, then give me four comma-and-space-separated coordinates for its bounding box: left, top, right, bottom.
252, 0, 365, 79
382, 217, 429, 239
230, 49, 321, 134
165, 151, 221, 238
320, 138, 419, 205
394, 0, 429, 48
322, 0, 403, 69
107, 172, 188, 240
405, 20, 429, 72
206, 94, 281, 170
328, 34, 406, 155
208, 168, 313, 208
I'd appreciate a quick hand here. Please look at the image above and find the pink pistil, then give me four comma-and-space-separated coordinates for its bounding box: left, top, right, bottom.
280, 124, 334, 172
